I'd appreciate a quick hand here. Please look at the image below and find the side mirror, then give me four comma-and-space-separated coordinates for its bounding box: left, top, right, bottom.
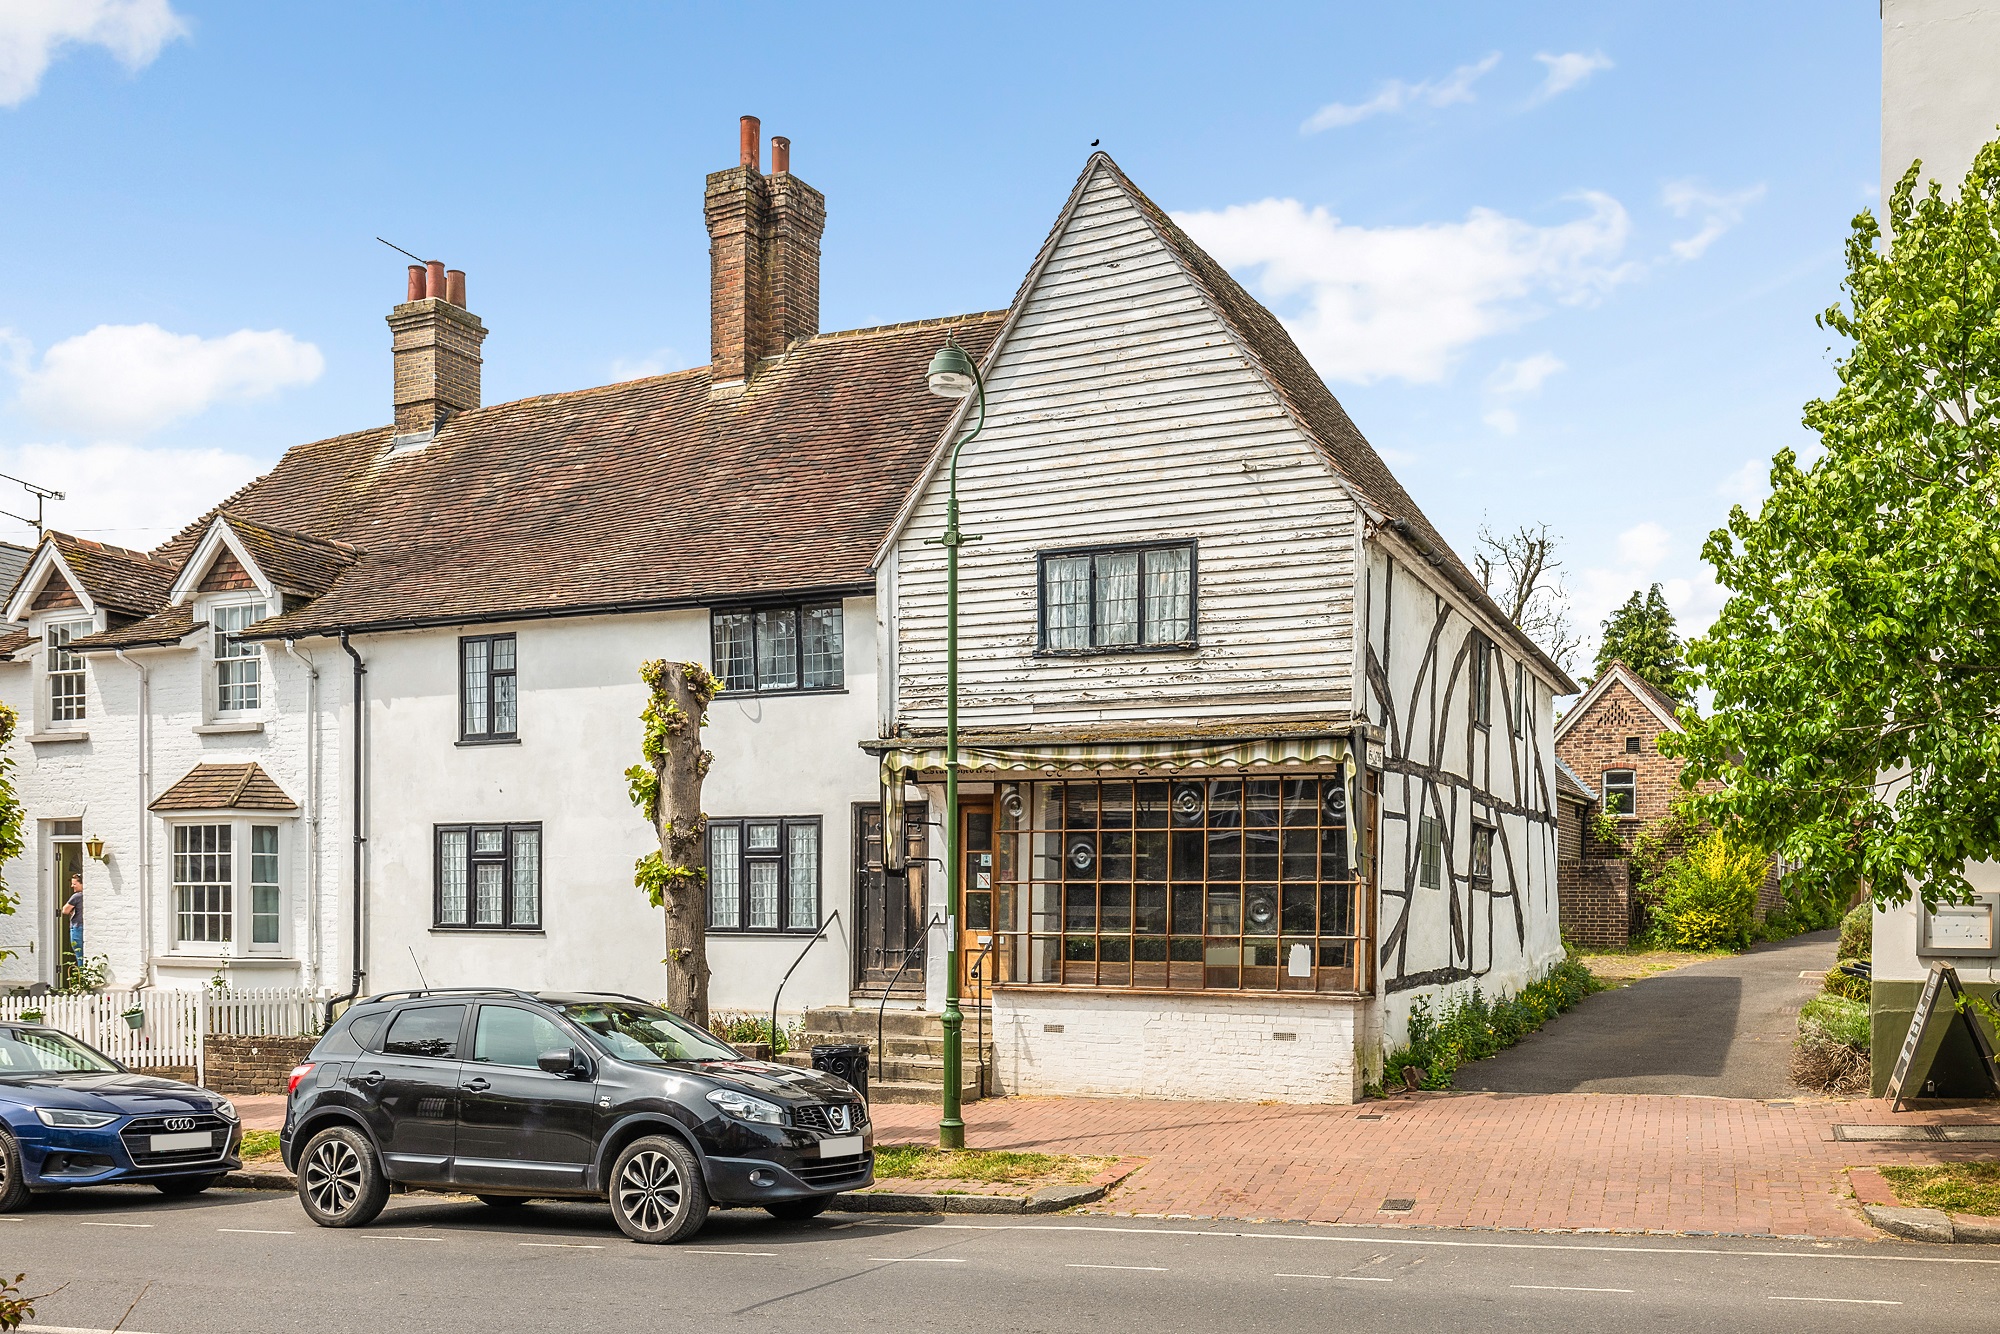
537, 1048, 587, 1077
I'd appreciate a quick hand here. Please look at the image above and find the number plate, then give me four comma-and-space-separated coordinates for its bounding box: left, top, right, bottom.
817, 1134, 864, 1158
150, 1131, 213, 1153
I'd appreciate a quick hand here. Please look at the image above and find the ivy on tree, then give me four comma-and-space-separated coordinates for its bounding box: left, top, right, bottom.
626, 660, 721, 1026
1666, 139, 2000, 910
0, 703, 25, 963
1593, 585, 1688, 702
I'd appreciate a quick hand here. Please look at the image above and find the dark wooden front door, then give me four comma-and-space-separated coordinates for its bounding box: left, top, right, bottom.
855, 802, 929, 992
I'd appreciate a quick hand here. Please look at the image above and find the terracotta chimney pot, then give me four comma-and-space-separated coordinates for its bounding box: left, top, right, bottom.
771, 136, 790, 174
444, 269, 466, 307
425, 260, 447, 301
739, 115, 761, 171
406, 265, 426, 302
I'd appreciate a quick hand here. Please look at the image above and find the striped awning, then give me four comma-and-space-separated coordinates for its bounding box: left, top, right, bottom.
875, 732, 1351, 782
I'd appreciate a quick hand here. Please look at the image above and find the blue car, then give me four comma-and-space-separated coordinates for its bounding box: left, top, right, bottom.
0, 1021, 241, 1210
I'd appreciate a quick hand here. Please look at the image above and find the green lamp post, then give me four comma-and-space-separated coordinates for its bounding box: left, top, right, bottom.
925, 337, 985, 1150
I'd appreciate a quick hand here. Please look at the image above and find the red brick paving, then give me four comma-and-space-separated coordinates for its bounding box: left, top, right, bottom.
872, 1093, 2000, 1239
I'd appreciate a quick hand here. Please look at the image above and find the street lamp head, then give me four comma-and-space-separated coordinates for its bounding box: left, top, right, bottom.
926, 342, 977, 400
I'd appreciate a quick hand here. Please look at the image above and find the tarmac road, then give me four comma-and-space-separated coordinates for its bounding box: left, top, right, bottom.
1, 1180, 1994, 1333
1457, 929, 1839, 1097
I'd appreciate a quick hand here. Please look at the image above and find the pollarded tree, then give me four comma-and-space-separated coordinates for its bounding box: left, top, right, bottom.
1666, 138, 2000, 911
626, 660, 721, 1025
0, 703, 23, 964
1476, 521, 1582, 673
1593, 585, 1687, 702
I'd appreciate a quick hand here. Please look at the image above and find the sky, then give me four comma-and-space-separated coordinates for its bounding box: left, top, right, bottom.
0, 2, 1883, 671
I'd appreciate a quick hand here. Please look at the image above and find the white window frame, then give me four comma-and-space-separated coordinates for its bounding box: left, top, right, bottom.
42, 616, 93, 729
1603, 769, 1638, 819
167, 817, 289, 957
207, 597, 272, 718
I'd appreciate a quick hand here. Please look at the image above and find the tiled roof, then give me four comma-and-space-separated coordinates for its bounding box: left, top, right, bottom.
221, 518, 361, 596
146, 312, 1004, 638
70, 604, 202, 652
1555, 757, 1596, 804
0, 541, 30, 615
1082, 156, 1579, 695
48, 532, 176, 616
0, 628, 38, 661
149, 762, 298, 813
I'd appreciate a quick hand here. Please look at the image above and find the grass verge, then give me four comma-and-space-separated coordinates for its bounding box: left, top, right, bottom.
1574, 946, 1730, 986
239, 1129, 282, 1161
871, 1145, 1114, 1187
1879, 1163, 2000, 1216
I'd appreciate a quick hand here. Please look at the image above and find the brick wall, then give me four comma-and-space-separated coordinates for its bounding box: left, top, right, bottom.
989, 989, 1366, 1104
1559, 857, 1633, 947
204, 1035, 317, 1095
1555, 677, 1684, 831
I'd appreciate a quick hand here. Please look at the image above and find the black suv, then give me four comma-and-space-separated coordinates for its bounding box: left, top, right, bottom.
280, 989, 871, 1244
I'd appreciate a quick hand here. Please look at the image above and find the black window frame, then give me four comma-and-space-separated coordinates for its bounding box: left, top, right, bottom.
1035, 539, 1199, 656
1471, 634, 1493, 727
1602, 769, 1638, 818
705, 815, 824, 935
1512, 661, 1527, 737
432, 821, 544, 932
458, 633, 519, 745
708, 602, 846, 695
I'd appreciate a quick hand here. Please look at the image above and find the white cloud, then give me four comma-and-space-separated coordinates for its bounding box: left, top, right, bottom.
1662, 179, 1766, 260
1301, 52, 1500, 132
1717, 458, 1769, 509
13, 323, 323, 438
1615, 520, 1671, 570
1175, 194, 1637, 384
0, 0, 186, 108
1530, 51, 1612, 103
609, 347, 686, 382
0, 440, 262, 550
1487, 352, 1565, 397
1481, 407, 1519, 436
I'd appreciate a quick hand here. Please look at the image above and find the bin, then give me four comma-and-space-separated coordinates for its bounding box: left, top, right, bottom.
810, 1042, 869, 1101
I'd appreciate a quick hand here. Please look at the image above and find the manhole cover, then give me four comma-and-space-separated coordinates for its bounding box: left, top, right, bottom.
1380, 1198, 1415, 1213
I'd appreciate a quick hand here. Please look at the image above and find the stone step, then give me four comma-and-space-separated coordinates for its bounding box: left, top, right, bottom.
802, 1005, 991, 1040
794, 1033, 975, 1060
776, 1049, 990, 1087
865, 1079, 986, 1106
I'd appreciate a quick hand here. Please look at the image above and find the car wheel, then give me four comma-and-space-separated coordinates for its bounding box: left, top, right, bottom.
0, 1130, 29, 1213
296, 1125, 389, 1228
153, 1173, 223, 1197
476, 1194, 532, 1209
608, 1135, 708, 1244
764, 1194, 834, 1221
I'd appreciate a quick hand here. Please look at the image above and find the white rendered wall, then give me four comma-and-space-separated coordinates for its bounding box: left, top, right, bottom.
1882, 0, 2000, 199
990, 988, 1366, 1103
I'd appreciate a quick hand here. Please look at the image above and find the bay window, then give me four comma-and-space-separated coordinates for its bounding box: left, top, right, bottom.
171, 820, 286, 953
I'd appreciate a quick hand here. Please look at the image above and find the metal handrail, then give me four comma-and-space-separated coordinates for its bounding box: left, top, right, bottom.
968, 934, 998, 1098
878, 913, 943, 1060
769, 910, 841, 1061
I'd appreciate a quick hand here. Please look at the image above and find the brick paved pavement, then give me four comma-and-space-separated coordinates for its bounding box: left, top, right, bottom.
873, 1092, 2000, 1238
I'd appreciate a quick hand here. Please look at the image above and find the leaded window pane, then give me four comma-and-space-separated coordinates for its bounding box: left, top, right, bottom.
474, 863, 505, 925
801, 604, 844, 688
493, 671, 517, 735
708, 825, 741, 929
474, 828, 505, 854
439, 830, 469, 925
713, 612, 754, 692
747, 861, 780, 929
462, 638, 490, 735
787, 823, 819, 927
1142, 546, 1192, 643
1044, 556, 1089, 650
510, 830, 540, 926
1093, 551, 1140, 647
755, 608, 798, 691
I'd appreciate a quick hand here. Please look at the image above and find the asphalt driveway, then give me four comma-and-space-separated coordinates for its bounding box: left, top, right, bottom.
1455, 929, 1839, 1098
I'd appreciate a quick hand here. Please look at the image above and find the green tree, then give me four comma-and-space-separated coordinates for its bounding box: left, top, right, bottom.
1665, 139, 2000, 911
0, 702, 23, 964
1593, 584, 1687, 700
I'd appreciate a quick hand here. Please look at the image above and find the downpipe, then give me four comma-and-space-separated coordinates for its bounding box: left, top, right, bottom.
326, 632, 367, 1027
113, 649, 154, 986
282, 640, 323, 993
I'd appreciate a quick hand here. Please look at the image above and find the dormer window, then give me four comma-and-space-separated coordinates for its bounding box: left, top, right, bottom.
213, 602, 266, 713
46, 620, 89, 724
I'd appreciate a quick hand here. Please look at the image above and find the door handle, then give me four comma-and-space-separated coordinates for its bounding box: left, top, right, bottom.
354, 1070, 383, 1087
462, 1077, 490, 1093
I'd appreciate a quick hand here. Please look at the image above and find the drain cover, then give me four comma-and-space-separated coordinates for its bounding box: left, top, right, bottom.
1834, 1124, 2000, 1142
1380, 1198, 1415, 1213
1357, 1114, 1384, 1121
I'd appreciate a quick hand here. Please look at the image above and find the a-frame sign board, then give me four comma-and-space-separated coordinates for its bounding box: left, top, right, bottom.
1887, 965, 2000, 1110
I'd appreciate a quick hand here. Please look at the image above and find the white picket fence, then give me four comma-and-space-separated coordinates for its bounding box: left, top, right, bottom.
0, 987, 325, 1086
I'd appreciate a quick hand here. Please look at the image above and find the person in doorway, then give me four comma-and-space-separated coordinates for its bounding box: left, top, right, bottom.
60, 871, 82, 960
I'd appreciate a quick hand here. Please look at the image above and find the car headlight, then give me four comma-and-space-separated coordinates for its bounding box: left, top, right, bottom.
705, 1087, 784, 1125
34, 1107, 119, 1129
213, 1099, 238, 1122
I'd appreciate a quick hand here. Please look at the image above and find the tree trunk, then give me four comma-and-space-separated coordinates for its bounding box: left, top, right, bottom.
632, 661, 718, 1028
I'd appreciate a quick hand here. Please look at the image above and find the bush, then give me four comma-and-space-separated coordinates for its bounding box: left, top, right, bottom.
1382, 956, 1597, 1090
1837, 902, 1872, 961
1793, 992, 1871, 1095
1801, 993, 1870, 1047
1651, 831, 1763, 950
1821, 960, 1871, 1003
708, 1012, 802, 1056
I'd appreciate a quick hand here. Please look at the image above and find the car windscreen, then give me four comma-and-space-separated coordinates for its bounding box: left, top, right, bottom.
556, 1002, 741, 1064
0, 1027, 121, 1074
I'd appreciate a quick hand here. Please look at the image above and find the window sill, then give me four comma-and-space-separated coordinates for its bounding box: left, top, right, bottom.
27, 731, 88, 744
990, 982, 1368, 1001
456, 735, 522, 747
1033, 643, 1198, 659
429, 927, 545, 935
154, 954, 297, 967
195, 721, 265, 735
717, 686, 849, 698
706, 929, 824, 938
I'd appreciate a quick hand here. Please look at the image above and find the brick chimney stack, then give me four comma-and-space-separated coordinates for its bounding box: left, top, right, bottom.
705, 116, 824, 384
388, 261, 486, 438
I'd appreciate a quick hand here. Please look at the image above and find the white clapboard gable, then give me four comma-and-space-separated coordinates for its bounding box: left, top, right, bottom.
887, 158, 1361, 731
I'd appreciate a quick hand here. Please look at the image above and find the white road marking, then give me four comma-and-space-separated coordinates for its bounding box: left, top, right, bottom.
1514, 1285, 1635, 1294
679, 1248, 778, 1256
368, 1235, 445, 1242
1768, 1296, 1902, 1305
1276, 1273, 1394, 1282
24, 1325, 169, 1334
78, 1221, 153, 1228
869, 1256, 967, 1263
906, 1221, 2000, 1267
217, 1228, 294, 1235
1067, 1263, 1167, 1272
520, 1242, 603, 1249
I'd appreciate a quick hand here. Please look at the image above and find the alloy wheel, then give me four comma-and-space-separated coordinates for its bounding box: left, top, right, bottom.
616, 1149, 683, 1235
304, 1136, 362, 1217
